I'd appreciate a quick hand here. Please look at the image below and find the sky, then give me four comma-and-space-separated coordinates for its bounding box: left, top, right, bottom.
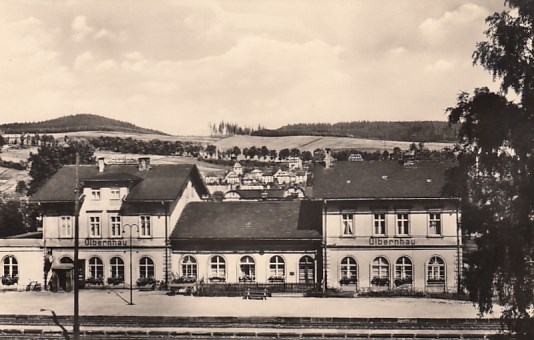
0, 0, 507, 136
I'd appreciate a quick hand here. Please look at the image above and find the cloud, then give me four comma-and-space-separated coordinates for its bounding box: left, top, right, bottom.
73, 51, 94, 70
71, 15, 94, 42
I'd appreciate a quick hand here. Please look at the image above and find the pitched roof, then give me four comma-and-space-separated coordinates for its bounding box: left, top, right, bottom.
236, 189, 285, 200
31, 163, 209, 202
171, 201, 322, 240
312, 160, 455, 199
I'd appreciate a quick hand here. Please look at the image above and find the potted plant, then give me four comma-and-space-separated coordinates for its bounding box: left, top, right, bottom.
339, 276, 357, 285
268, 276, 284, 283
136, 277, 156, 287
107, 276, 124, 285
394, 277, 413, 287
239, 275, 254, 282
1, 275, 18, 286
370, 276, 390, 287
208, 276, 225, 282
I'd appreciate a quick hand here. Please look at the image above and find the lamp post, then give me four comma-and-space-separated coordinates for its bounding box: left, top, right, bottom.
123, 224, 138, 305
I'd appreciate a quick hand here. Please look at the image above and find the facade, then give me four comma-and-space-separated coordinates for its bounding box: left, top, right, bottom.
31, 158, 208, 291
170, 201, 322, 286
313, 160, 461, 293
0, 237, 43, 289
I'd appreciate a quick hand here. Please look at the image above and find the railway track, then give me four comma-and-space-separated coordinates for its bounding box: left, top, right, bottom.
0, 315, 509, 339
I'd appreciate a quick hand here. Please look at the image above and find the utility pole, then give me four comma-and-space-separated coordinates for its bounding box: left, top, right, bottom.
73, 152, 80, 340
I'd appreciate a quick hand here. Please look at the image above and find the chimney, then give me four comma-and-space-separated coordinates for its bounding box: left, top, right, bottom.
98, 157, 105, 173
138, 157, 151, 171
325, 148, 332, 168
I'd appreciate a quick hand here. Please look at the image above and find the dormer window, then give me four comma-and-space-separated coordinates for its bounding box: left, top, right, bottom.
91, 188, 101, 200
110, 187, 120, 200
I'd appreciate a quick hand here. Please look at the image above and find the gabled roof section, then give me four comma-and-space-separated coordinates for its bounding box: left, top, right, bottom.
31, 163, 209, 202
171, 201, 322, 240
312, 160, 455, 200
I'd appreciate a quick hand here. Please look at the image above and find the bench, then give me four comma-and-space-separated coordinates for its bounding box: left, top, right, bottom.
243, 288, 269, 300
168, 282, 198, 296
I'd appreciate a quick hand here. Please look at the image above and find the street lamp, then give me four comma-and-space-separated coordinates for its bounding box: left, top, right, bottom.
123, 224, 138, 305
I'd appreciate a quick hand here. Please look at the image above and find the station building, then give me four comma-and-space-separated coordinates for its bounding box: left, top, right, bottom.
30, 157, 208, 290
312, 160, 461, 293
170, 200, 322, 287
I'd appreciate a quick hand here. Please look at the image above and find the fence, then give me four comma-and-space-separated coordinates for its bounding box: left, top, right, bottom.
197, 282, 320, 296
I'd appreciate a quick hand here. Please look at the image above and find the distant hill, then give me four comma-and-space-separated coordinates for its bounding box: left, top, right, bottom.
252, 121, 459, 143
0, 114, 167, 135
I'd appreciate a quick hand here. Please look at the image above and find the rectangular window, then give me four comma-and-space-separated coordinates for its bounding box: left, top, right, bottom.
59, 216, 72, 238
89, 216, 101, 237
110, 215, 122, 238
91, 188, 101, 200
341, 213, 354, 236
139, 215, 151, 238
396, 213, 409, 236
429, 213, 442, 235
373, 213, 386, 236
110, 187, 120, 200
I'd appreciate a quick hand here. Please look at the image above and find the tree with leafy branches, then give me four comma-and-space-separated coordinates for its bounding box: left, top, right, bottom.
446, 1, 534, 337
28, 140, 95, 195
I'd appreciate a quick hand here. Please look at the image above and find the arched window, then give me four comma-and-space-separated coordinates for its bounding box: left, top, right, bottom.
88, 257, 104, 279
299, 256, 315, 283
269, 256, 285, 279
371, 257, 390, 287
181, 256, 197, 279
139, 257, 154, 278
395, 257, 413, 286
110, 257, 124, 279
427, 256, 445, 283
340, 257, 357, 285
240, 256, 255, 282
60, 257, 73, 264
2, 256, 18, 278
210, 256, 226, 280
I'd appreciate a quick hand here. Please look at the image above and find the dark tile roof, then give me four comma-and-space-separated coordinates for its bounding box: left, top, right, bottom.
171, 201, 322, 240
236, 189, 285, 200
312, 160, 455, 199
31, 163, 209, 202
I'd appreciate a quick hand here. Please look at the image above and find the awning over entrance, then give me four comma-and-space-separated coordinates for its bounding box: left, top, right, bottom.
51, 263, 74, 270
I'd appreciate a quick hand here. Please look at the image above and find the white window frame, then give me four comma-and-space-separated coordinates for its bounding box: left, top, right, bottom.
269, 255, 285, 278
428, 213, 442, 236
373, 213, 387, 236
139, 257, 155, 278
181, 256, 197, 279
59, 216, 73, 238
109, 215, 122, 238
91, 188, 101, 200
110, 187, 120, 200
341, 213, 355, 236
139, 215, 152, 238
210, 255, 226, 279
427, 256, 446, 282
88, 215, 101, 238
396, 213, 410, 236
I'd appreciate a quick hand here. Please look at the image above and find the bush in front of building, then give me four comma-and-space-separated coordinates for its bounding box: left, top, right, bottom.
358, 290, 469, 300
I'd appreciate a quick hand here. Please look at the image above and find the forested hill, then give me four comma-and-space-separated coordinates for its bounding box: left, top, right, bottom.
252, 121, 459, 142
0, 114, 166, 135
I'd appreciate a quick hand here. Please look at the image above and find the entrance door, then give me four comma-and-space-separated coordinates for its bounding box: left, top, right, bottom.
298, 256, 315, 283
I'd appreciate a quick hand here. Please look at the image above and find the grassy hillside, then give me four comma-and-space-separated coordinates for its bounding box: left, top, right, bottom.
214, 135, 453, 152
253, 121, 459, 143
0, 114, 166, 135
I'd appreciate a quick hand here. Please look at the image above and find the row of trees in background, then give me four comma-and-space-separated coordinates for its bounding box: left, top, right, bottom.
209, 121, 265, 136
253, 121, 459, 142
